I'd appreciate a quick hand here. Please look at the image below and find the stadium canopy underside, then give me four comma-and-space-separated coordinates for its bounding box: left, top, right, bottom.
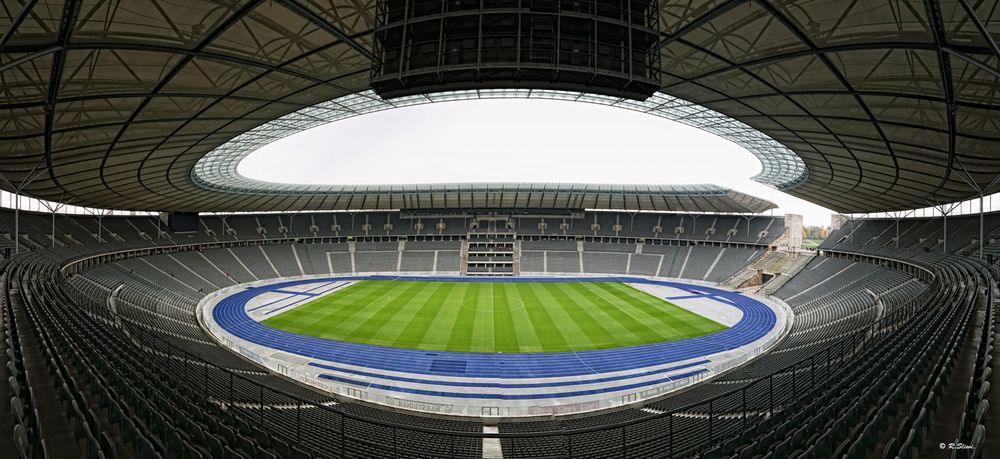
190, 183, 778, 214
1, 0, 999, 214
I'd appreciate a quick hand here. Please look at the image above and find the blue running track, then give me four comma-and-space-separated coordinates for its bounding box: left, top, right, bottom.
211, 276, 777, 383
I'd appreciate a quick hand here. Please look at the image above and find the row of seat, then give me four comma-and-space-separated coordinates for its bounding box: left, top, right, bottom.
865, 260, 983, 459
2, 222, 981, 458
4, 253, 317, 458
879, 260, 984, 459
721, 256, 984, 458
45, 241, 860, 456
821, 215, 1000, 457
4, 264, 50, 459
824, 216, 985, 259
0, 210, 785, 249
950, 263, 997, 457
734, 279, 947, 457
495, 257, 945, 457
17, 249, 490, 458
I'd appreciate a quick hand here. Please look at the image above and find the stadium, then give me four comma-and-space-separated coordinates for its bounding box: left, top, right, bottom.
0, 1, 997, 458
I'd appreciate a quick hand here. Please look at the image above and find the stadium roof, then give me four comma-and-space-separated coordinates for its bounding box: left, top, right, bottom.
192, 88, 806, 201
193, 182, 778, 214
1, 0, 999, 214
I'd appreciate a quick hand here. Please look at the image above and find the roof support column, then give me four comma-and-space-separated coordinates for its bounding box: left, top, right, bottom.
742, 215, 754, 238
954, 158, 1000, 260
849, 214, 854, 246
891, 210, 915, 250
943, 206, 948, 254
84, 208, 114, 244
932, 202, 961, 254
14, 194, 18, 254
39, 198, 67, 249
0, 159, 48, 255
890, 211, 901, 250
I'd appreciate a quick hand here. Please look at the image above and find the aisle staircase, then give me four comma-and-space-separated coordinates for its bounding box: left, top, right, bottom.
723, 251, 780, 289
757, 253, 814, 294
724, 250, 814, 294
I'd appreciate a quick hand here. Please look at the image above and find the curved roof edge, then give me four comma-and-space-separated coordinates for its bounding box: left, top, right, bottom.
184, 178, 776, 213
191, 89, 808, 201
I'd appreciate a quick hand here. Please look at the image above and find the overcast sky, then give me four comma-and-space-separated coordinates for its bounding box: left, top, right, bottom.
239, 98, 834, 226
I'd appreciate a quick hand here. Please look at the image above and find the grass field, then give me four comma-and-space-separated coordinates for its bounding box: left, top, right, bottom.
261, 280, 727, 353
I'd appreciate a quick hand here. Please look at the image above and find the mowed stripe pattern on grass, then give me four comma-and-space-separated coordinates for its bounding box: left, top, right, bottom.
260, 280, 727, 353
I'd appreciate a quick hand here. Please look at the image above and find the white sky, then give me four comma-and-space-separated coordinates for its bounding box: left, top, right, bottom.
239, 98, 834, 226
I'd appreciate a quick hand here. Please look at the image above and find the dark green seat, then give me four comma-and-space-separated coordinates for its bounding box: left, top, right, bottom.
99, 431, 117, 459
292, 446, 312, 459
236, 434, 257, 457
137, 434, 161, 459
121, 417, 137, 446
83, 424, 102, 459
970, 424, 985, 459
203, 434, 225, 458
181, 440, 204, 459
899, 429, 915, 459
700, 445, 721, 459
8, 375, 21, 398
224, 445, 248, 459
290, 445, 312, 459
974, 399, 989, 425
883, 438, 898, 459
14, 423, 30, 459
270, 436, 292, 459
10, 395, 26, 426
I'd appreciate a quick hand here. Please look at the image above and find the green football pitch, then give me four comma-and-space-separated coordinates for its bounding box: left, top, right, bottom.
261, 280, 727, 353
